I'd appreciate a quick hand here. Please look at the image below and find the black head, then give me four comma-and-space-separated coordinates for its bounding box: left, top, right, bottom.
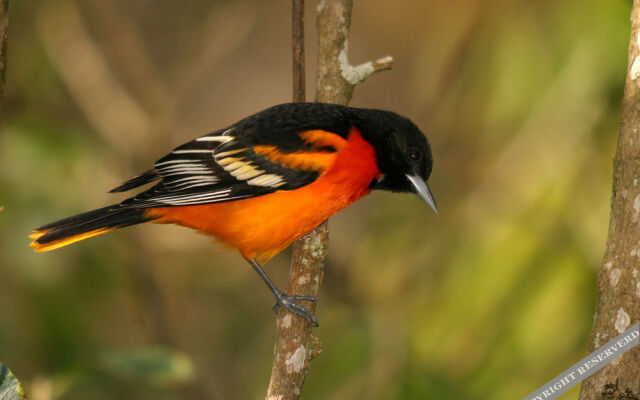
351, 108, 437, 213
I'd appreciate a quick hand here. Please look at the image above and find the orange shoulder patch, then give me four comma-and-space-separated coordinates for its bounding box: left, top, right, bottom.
253, 146, 336, 171
252, 146, 335, 172
299, 129, 348, 151
251, 130, 348, 172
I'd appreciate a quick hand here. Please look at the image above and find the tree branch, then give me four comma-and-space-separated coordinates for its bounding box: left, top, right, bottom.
578, 2, 640, 399
315, 0, 393, 105
291, 0, 305, 103
0, 0, 7, 243
265, 1, 393, 399
0, 0, 8, 103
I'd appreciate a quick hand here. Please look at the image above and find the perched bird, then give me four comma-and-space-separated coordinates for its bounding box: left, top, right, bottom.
30, 102, 437, 325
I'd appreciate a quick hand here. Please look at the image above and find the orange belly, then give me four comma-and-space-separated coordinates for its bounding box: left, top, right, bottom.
146, 129, 379, 262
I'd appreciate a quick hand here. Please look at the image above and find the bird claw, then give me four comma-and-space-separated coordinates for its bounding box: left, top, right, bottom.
272, 293, 319, 326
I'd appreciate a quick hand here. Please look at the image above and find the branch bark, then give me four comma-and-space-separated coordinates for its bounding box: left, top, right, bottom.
315, 0, 393, 105
265, 1, 393, 399
0, 0, 8, 104
291, 0, 305, 104
578, 3, 640, 399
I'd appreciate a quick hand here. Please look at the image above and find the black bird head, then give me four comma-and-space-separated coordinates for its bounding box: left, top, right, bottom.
353, 108, 438, 214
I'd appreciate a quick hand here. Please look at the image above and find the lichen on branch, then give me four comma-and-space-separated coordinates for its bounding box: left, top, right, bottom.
339, 40, 393, 85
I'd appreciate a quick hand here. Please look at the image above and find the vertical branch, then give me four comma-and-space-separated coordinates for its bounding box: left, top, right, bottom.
292, 0, 305, 103
316, 0, 393, 105
265, 1, 393, 399
0, 0, 8, 103
266, 2, 314, 399
578, 1, 640, 399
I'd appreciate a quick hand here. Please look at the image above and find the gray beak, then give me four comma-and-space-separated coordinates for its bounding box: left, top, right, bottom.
406, 174, 438, 214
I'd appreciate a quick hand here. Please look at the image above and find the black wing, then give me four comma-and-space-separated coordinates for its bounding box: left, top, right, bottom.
111, 126, 327, 208
108, 102, 360, 208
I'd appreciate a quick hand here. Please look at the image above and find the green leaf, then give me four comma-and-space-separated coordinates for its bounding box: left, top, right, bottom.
0, 363, 28, 400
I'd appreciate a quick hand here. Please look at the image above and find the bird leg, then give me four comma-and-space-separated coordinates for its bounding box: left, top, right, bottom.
246, 258, 319, 326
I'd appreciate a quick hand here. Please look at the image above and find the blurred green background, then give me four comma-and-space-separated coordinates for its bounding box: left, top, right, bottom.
0, 0, 630, 399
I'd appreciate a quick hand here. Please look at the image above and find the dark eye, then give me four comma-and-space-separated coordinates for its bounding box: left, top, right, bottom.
409, 148, 420, 161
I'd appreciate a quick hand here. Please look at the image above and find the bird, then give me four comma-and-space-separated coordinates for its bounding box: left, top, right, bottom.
29, 102, 437, 326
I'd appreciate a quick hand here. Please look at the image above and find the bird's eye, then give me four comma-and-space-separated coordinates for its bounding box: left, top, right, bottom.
409, 148, 420, 161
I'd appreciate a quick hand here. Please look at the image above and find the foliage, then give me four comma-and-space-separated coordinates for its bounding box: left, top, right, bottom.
0, 363, 28, 400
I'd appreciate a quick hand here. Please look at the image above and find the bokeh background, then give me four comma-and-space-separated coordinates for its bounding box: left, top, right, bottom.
0, 0, 631, 399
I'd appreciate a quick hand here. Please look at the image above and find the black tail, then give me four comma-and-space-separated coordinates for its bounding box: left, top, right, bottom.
30, 205, 154, 252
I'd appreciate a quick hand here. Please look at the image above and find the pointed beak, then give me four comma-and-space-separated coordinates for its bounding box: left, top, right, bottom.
406, 174, 438, 214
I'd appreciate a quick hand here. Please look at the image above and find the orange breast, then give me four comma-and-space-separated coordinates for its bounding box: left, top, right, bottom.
146, 128, 379, 262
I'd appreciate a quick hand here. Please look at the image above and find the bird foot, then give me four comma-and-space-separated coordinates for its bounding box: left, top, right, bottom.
272, 292, 319, 326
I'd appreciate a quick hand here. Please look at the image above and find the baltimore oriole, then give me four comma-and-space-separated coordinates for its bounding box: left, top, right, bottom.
30, 102, 437, 325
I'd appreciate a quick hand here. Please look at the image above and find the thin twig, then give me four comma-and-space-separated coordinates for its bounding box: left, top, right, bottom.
292, 0, 305, 103
0, 0, 8, 104
265, 1, 393, 399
